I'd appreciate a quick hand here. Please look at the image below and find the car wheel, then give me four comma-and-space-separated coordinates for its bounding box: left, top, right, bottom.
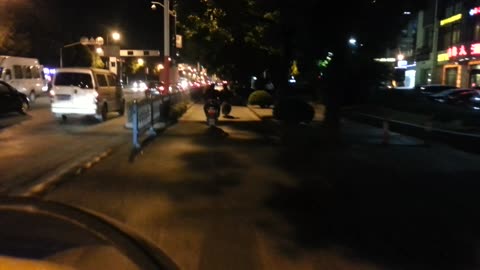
118, 100, 125, 116
101, 104, 108, 121
28, 91, 36, 103
19, 100, 29, 115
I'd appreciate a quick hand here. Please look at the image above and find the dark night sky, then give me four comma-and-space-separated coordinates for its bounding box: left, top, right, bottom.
49, 0, 166, 48
6, 0, 427, 66
8, 0, 168, 65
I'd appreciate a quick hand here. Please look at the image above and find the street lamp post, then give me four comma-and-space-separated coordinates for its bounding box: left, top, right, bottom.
107, 31, 121, 45
151, 0, 176, 90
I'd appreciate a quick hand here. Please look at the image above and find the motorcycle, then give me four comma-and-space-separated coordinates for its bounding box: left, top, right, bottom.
205, 99, 220, 126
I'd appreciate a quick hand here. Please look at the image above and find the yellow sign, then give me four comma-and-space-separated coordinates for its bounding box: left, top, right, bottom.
437, 53, 449, 62
440, 14, 462, 26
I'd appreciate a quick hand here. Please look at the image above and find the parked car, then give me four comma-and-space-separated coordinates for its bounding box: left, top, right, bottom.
0, 56, 48, 102
430, 88, 477, 104
51, 68, 125, 122
0, 80, 30, 115
416, 84, 458, 96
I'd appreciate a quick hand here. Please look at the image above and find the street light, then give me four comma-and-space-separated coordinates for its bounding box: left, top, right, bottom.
137, 58, 145, 66
151, 0, 177, 90
96, 47, 104, 55
348, 38, 357, 46
112, 32, 121, 41
106, 31, 121, 45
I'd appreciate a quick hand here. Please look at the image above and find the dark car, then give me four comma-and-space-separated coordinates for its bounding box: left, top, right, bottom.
416, 84, 458, 95
430, 88, 477, 104
145, 81, 168, 98
0, 80, 30, 115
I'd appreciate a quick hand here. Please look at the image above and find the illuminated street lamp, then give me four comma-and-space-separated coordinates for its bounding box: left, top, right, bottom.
151, 0, 177, 90
397, 54, 405, 61
112, 32, 121, 41
96, 47, 104, 55
349, 37, 357, 46
106, 31, 121, 45
137, 58, 145, 66
157, 64, 164, 70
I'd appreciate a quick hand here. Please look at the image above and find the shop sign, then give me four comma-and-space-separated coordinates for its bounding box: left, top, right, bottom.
470, 7, 480, 16
447, 43, 480, 59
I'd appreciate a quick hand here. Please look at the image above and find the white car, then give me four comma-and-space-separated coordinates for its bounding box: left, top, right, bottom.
51, 68, 125, 121
0, 56, 47, 102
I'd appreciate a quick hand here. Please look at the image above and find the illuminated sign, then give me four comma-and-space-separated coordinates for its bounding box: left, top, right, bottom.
470, 7, 480, 16
437, 53, 449, 62
397, 60, 408, 68
374, 58, 396, 63
448, 43, 480, 59
440, 14, 462, 26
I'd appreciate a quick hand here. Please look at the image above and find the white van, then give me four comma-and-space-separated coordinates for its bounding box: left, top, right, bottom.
0, 56, 47, 102
51, 68, 125, 121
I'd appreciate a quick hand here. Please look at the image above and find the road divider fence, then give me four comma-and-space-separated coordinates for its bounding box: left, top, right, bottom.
126, 93, 187, 149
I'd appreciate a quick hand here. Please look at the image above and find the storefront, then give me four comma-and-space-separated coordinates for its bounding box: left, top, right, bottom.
443, 42, 480, 88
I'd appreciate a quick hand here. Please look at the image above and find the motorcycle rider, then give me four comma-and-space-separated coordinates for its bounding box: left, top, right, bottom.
203, 83, 221, 117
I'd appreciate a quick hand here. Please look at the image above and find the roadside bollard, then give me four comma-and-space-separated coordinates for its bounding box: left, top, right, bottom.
383, 119, 390, 145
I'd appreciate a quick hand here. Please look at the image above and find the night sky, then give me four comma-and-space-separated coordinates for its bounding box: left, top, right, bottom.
5, 0, 168, 65
4, 0, 426, 66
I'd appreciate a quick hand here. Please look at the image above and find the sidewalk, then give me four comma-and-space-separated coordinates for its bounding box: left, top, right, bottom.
248, 104, 424, 146
44, 103, 480, 270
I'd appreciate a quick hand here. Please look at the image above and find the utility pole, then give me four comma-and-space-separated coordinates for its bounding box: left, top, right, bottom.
163, 0, 170, 90
431, 0, 440, 84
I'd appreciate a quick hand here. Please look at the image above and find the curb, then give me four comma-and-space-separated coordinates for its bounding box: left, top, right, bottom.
11, 149, 113, 197
246, 105, 267, 121
345, 111, 480, 153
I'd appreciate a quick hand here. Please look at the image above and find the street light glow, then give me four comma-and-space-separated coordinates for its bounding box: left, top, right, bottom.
96, 47, 104, 54
137, 58, 145, 66
151, 4, 157, 10
112, 32, 121, 41
157, 64, 164, 70
349, 38, 357, 46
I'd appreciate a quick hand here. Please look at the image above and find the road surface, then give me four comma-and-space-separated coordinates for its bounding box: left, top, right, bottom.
0, 96, 130, 194
42, 104, 480, 270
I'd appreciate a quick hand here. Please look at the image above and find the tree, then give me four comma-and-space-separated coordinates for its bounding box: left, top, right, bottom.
178, 0, 282, 82
62, 45, 94, 67
0, 14, 31, 56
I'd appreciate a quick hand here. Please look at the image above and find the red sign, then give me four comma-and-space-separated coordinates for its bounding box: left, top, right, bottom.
448, 43, 480, 59
470, 7, 480, 16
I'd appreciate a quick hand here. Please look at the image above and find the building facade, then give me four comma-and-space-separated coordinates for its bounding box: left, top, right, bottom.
416, 0, 480, 88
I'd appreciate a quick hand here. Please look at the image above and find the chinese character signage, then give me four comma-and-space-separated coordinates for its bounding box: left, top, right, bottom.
448, 43, 480, 59
470, 7, 480, 16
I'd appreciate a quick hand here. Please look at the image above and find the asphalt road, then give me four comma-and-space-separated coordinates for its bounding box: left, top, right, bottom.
41, 104, 480, 270
0, 96, 130, 194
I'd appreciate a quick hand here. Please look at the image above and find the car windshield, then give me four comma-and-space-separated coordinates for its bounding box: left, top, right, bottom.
54, 73, 93, 89
6, 1, 480, 270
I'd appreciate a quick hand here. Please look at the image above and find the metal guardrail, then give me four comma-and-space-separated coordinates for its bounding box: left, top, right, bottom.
126, 93, 184, 149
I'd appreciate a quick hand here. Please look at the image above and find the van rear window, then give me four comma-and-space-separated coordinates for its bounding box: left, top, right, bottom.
55, 73, 93, 89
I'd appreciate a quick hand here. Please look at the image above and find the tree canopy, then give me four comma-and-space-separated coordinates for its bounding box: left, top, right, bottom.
177, 0, 426, 86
